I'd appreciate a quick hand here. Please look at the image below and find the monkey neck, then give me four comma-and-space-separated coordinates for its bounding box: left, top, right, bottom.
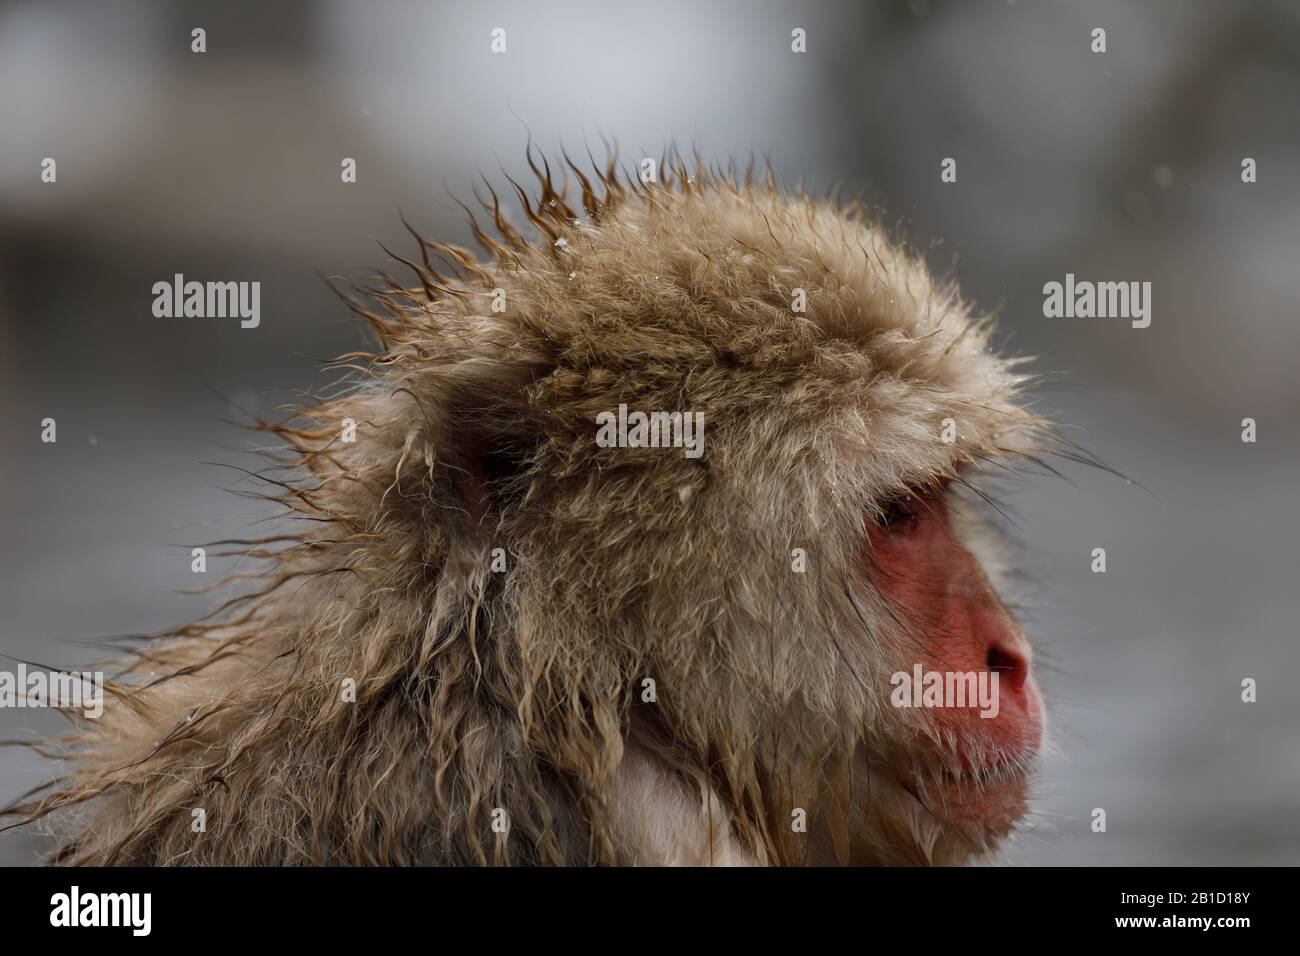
607, 749, 764, 866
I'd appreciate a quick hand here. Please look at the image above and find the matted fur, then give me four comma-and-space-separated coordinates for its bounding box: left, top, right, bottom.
4, 149, 1070, 866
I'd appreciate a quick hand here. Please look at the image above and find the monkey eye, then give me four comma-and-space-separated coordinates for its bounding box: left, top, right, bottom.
873, 482, 951, 537
878, 494, 921, 529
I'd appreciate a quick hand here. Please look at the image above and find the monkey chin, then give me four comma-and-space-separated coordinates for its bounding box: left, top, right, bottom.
930, 766, 1033, 854
927, 731, 1043, 858
879, 761, 1036, 866
925, 718, 1043, 863
875, 707, 1043, 865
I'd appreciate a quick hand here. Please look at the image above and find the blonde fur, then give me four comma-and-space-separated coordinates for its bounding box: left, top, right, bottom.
4, 149, 1066, 865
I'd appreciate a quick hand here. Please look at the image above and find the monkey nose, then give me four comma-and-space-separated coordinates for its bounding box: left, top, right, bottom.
931, 613, 1043, 767
989, 639, 1042, 761
986, 640, 1029, 695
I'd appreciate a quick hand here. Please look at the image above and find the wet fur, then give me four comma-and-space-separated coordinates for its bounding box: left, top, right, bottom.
4, 150, 1068, 865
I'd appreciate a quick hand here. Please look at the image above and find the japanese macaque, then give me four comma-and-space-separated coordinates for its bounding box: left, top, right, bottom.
5, 150, 1069, 866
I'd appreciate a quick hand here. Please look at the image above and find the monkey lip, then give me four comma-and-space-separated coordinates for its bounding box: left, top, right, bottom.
920, 760, 1033, 837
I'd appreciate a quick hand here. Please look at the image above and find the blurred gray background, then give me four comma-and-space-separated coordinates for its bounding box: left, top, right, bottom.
1, 0, 1297, 865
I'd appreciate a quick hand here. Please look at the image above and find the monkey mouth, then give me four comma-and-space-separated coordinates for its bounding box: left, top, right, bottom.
904, 755, 1035, 842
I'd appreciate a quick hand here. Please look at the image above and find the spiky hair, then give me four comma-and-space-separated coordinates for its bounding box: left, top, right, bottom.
4, 149, 1067, 865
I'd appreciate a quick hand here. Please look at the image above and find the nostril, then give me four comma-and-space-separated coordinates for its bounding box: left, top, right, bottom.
985, 645, 1026, 693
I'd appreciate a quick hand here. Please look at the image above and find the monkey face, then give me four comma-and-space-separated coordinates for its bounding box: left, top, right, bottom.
853, 485, 1044, 863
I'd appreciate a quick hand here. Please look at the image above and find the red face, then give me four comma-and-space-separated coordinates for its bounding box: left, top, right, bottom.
867, 488, 1044, 847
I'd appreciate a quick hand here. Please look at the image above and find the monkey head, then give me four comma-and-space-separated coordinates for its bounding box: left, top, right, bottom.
10, 154, 1057, 867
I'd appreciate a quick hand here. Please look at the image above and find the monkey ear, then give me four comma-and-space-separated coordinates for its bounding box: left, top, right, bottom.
453, 434, 535, 530
433, 384, 538, 533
